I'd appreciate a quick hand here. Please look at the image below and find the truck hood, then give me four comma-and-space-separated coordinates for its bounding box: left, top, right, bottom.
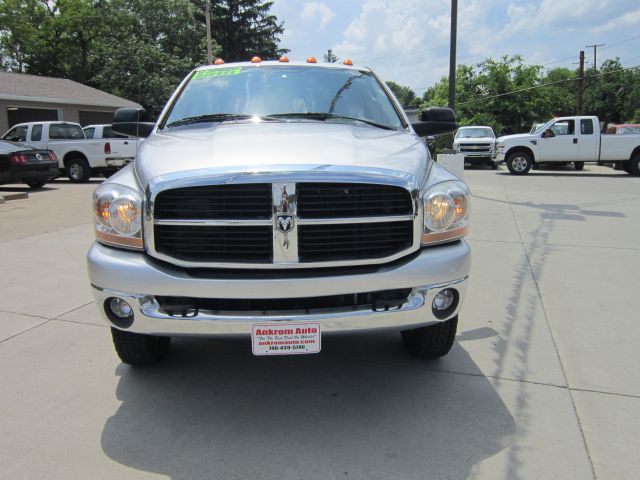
134, 122, 429, 188
497, 133, 533, 143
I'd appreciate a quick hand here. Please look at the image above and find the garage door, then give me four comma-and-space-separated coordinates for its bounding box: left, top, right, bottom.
7, 107, 58, 127
79, 110, 115, 126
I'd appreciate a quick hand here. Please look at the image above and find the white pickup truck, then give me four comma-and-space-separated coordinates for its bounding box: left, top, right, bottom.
497, 115, 640, 175
2, 121, 124, 182
83, 124, 139, 175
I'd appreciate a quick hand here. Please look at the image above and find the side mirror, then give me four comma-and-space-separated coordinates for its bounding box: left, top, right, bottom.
112, 108, 155, 138
411, 107, 457, 137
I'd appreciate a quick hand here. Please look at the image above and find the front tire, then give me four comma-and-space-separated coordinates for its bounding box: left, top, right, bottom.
401, 315, 458, 359
66, 157, 91, 183
628, 154, 640, 176
26, 180, 46, 189
574, 161, 585, 171
111, 328, 170, 366
506, 151, 533, 175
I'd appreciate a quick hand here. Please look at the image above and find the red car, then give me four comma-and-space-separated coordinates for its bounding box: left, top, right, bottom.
606, 124, 640, 135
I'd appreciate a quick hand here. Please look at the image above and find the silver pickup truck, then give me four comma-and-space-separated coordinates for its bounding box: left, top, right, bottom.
87, 60, 471, 365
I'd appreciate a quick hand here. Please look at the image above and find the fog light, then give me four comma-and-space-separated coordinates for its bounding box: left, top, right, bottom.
433, 289, 455, 311
109, 298, 133, 318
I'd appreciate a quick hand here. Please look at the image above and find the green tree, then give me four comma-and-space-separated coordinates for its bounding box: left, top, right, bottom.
323, 48, 338, 63
584, 58, 639, 125
422, 55, 579, 135
0, 0, 211, 116
386, 81, 419, 107
202, 0, 288, 61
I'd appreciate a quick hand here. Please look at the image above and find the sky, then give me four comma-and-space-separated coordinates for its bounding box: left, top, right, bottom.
270, 0, 640, 96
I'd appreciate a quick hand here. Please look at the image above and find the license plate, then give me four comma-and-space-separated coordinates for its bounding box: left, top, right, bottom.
251, 323, 321, 356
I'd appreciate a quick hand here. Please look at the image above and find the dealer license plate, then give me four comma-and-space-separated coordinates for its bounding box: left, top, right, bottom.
251, 323, 321, 356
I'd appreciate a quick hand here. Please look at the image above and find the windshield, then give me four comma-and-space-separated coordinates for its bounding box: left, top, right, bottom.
164, 65, 403, 130
455, 127, 494, 138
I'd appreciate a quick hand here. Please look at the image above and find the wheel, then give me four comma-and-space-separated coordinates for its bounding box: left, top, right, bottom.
66, 157, 91, 183
401, 315, 458, 359
574, 161, 585, 171
26, 180, 46, 189
506, 151, 533, 175
111, 328, 170, 366
628, 154, 640, 176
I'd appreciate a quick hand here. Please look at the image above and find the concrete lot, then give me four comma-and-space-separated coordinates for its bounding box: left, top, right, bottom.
1, 165, 639, 479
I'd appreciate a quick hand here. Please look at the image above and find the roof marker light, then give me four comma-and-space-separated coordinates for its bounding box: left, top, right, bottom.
214, 58, 225, 65
279, 56, 289, 62
306, 57, 317, 63
251, 56, 262, 63
343, 59, 353, 66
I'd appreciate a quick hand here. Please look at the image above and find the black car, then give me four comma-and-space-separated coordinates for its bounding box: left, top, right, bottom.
0, 140, 59, 188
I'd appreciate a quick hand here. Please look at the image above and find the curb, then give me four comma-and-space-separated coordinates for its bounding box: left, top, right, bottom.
0, 192, 29, 203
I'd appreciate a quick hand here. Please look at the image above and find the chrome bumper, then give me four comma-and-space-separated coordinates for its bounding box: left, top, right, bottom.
87, 241, 471, 336
105, 158, 134, 168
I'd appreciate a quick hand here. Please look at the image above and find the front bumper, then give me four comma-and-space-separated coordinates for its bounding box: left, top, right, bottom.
105, 158, 134, 168
88, 240, 471, 336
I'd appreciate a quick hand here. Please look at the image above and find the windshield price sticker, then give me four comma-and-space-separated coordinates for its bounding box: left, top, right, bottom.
193, 67, 243, 80
252, 323, 321, 356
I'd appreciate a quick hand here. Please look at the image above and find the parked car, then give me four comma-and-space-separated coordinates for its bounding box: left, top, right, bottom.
83, 124, 140, 176
453, 126, 497, 168
2, 121, 117, 182
87, 60, 470, 365
0, 140, 59, 188
606, 124, 640, 135
496, 115, 640, 174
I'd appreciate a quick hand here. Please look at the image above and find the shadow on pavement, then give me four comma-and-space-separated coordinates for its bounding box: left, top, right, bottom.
102, 334, 515, 480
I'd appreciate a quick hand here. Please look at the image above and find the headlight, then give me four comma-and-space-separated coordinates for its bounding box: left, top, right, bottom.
93, 183, 144, 250
422, 181, 469, 245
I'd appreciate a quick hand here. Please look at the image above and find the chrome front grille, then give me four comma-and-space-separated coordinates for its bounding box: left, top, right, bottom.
151, 181, 417, 268
459, 143, 492, 153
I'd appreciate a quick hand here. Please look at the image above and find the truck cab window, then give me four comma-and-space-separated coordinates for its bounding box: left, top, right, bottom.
50, 123, 85, 140
31, 124, 43, 141
581, 119, 594, 135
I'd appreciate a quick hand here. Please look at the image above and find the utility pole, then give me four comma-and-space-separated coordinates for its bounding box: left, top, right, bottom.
586, 43, 604, 71
577, 50, 585, 115
205, 1, 213, 64
448, 0, 458, 111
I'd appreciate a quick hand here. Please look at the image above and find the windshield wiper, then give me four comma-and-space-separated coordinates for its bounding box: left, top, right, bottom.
165, 114, 254, 128
265, 112, 397, 130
